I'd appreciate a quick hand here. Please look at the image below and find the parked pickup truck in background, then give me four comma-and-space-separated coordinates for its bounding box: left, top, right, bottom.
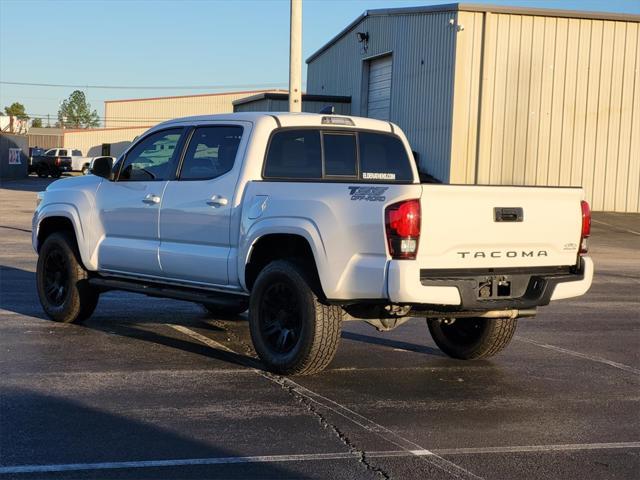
32, 113, 594, 375
30, 148, 73, 178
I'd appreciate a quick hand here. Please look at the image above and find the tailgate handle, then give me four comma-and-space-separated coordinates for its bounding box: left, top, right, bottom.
494, 207, 523, 222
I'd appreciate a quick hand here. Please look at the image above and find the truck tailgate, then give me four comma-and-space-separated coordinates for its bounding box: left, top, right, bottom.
418, 185, 584, 269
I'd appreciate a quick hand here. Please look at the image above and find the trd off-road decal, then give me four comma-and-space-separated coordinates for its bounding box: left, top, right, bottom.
348, 186, 388, 202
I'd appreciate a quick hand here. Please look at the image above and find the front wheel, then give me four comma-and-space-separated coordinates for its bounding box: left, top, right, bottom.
82, 165, 91, 175
427, 317, 517, 360
249, 260, 342, 375
36, 232, 99, 323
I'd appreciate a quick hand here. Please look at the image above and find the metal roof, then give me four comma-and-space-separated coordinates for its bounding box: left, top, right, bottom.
232, 92, 351, 106
306, 2, 640, 63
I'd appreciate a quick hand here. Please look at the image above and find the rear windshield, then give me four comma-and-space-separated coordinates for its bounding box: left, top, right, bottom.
358, 133, 413, 182
72, 149, 82, 156
263, 129, 413, 182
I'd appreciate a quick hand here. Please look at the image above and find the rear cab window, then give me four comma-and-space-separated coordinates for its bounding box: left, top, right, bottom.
263, 128, 413, 183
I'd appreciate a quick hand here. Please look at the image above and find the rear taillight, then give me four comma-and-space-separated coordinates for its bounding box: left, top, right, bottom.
55, 157, 61, 166
580, 200, 591, 254
385, 199, 420, 259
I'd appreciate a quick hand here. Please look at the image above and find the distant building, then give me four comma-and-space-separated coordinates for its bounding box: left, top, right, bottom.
63, 89, 283, 158
306, 3, 640, 212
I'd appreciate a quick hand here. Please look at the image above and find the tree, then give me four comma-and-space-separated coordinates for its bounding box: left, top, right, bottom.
4, 102, 29, 120
58, 90, 100, 128
31, 118, 43, 128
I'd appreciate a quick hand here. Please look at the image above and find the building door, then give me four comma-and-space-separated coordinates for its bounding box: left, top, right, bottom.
367, 55, 392, 121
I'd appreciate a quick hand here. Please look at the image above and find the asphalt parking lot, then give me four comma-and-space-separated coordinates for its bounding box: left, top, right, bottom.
1, 176, 638, 480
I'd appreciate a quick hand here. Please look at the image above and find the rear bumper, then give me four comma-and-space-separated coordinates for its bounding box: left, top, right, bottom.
387, 257, 593, 310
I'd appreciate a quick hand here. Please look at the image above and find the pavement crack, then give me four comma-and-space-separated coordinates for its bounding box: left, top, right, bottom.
207, 318, 391, 478
267, 373, 391, 479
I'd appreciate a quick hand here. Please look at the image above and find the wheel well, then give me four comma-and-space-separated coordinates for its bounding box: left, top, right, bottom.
245, 234, 321, 293
37, 216, 75, 252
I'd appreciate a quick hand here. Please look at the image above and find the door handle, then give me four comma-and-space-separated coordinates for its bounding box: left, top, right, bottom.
142, 194, 160, 205
207, 195, 228, 207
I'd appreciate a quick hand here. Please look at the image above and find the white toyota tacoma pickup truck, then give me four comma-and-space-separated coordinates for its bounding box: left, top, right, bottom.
33, 113, 593, 375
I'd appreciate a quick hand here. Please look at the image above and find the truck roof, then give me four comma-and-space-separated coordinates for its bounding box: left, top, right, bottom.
155, 112, 395, 133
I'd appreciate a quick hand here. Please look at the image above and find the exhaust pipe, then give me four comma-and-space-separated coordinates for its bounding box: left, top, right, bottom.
423, 309, 537, 320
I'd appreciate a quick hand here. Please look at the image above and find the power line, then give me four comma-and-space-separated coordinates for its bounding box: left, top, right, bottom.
1, 80, 288, 90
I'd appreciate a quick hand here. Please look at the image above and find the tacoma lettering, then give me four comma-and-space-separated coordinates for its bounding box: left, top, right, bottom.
458, 250, 549, 259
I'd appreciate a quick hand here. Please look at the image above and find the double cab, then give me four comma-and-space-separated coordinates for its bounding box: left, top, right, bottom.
33, 113, 593, 375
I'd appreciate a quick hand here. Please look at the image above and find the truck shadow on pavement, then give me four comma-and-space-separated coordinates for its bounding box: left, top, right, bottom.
87, 319, 262, 371
1, 264, 442, 372
341, 330, 444, 357
0, 388, 301, 479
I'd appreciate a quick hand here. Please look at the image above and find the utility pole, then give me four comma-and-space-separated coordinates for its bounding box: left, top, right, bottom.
289, 0, 302, 112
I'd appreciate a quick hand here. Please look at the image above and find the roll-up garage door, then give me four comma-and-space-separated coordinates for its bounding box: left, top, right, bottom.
367, 55, 392, 121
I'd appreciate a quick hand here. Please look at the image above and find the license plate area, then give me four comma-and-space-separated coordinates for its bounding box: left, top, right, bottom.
477, 276, 513, 299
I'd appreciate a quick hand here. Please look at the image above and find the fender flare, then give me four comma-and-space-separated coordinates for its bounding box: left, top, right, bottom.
238, 217, 328, 293
35, 203, 95, 270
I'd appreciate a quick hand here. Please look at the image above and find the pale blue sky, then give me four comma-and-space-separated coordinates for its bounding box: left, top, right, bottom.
1, 0, 638, 124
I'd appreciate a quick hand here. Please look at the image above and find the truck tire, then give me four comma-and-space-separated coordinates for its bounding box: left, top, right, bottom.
50, 169, 62, 178
249, 260, 342, 375
201, 299, 249, 318
36, 232, 99, 323
427, 317, 517, 360
36, 164, 49, 178
82, 165, 91, 175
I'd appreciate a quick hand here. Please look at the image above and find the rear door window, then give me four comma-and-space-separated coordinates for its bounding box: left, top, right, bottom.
323, 132, 357, 177
59, 149, 67, 156
263, 130, 322, 179
358, 132, 413, 182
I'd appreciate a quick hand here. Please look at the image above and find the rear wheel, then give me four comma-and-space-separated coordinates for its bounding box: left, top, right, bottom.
201, 299, 249, 318
427, 317, 517, 360
249, 260, 342, 375
81, 165, 91, 175
50, 169, 62, 178
36, 232, 99, 323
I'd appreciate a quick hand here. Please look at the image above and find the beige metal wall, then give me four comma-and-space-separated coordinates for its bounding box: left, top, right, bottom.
63, 126, 151, 158
451, 11, 640, 212
104, 90, 284, 128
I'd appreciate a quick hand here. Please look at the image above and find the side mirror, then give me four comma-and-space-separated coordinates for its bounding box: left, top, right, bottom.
91, 156, 114, 180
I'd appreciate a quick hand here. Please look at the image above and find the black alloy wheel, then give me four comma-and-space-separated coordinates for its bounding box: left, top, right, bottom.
42, 246, 69, 306
36, 232, 99, 323
259, 281, 303, 354
249, 260, 343, 375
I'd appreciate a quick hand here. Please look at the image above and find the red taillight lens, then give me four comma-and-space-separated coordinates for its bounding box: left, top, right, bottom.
55, 157, 61, 166
580, 200, 591, 254
385, 199, 420, 259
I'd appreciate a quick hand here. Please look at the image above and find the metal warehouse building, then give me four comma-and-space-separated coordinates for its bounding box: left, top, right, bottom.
306, 3, 640, 212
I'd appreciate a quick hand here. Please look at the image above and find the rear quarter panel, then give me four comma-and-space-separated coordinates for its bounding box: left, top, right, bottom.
240, 181, 422, 300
